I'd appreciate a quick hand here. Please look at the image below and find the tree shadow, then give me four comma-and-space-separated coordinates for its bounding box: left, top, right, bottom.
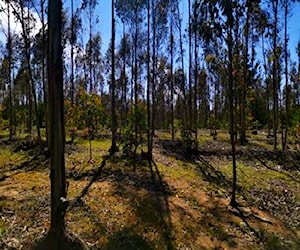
0, 149, 49, 182
197, 199, 238, 248
250, 150, 300, 183
69, 154, 111, 204
66, 155, 175, 249
105, 228, 153, 250
106, 158, 174, 249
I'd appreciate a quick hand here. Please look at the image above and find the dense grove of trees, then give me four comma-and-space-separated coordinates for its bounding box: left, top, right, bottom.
0, 0, 300, 246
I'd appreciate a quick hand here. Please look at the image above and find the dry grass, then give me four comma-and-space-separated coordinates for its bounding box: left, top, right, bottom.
0, 131, 299, 249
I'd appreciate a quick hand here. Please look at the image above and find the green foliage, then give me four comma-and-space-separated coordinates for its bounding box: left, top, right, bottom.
180, 128, 198, 151
122, 102, 147, 154
0, 221, 7, 238
0, 104, 5, 127
258, 229, 284, 250
65, 86, 106, 137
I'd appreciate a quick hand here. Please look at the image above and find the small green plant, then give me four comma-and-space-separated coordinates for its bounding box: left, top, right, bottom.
0, 221, 7, 238
258, 229, 284, 250
122, 103, 147, 155
180, 128, 198, 151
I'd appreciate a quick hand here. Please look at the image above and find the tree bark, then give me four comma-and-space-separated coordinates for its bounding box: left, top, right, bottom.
170, 11, 175, 141
7, 1, 13, 141
48, 0, 67, 244
272, 0, 279, 151
147, 0, 152, 159
240, 5, 249, 145
110, 0, 118, 154
282, 0, 289, 155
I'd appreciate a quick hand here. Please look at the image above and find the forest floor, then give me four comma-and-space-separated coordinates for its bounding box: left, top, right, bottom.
0, 130, 299, 250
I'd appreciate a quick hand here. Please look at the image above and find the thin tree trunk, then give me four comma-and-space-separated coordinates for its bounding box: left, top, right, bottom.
170, 12, 175, 140
240, 6, 249, 145
151, 0, 156, 153
147, 0, 152, 159
134, 11, 138, 149
70, 0, 75, 143
7, 2, 13, 141
282, 0, 289, 155
176, 0, 187, 128
110, 0, 118, 154
188, 0, 193, 136
193, 6, 198, 141
272, 0, 279, 151
228, 22, 237, 207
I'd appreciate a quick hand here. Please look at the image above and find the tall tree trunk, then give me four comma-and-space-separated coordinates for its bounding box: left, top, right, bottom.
26, 2, 41, 141
151, 0, 156, 153
110, 0, 118, 154
89, 2, 93, 94
48, 0, 67, 243
70, 0, 75, 143
193, 5, 198, 141
226, 4, 237, 207
147, 0, 152, 159
176, 0, 187, 128
170, 12, 175, 140
188, 0, 193, 136
120, 22, 127, 134
240, 5, 249, 145
7, 2, 13, 141
282, 0, 289, 155
272, 0, 279, 151
40, 0, 48, 145
134, 10, 139, 149
11, 1, 42, 141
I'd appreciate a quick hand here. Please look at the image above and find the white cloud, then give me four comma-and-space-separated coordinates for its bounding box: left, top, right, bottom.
0, 0, 42, 39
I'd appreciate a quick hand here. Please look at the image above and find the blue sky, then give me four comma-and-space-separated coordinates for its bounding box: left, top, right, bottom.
0, 0, 299, 63
96, 0, 300, 63
287, 3, 300, 62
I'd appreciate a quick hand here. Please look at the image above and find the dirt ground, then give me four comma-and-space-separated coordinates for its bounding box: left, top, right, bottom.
0, 130, 299, 249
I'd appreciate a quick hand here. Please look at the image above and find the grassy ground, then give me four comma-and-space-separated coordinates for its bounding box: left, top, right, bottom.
0, 130, 299, 249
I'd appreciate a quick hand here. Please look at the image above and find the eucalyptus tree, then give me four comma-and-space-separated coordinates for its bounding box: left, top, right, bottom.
196, 0, 238, 205
220, 0, 237, 206
188, 0, 193, 136
10, 0, 41, 141
175, 0, 187, 128
47, 0, 67, 245
68, 0, 82, 142
281, 0, 297, 154
81, 0, 98, 93
147, 0, 152, 158
169, 0, 175, 140
110, 0, 118, 154
7, 0, 13, 140
116, 31, 131, 133
116, 0, 147, 145
269, 0, 280, 150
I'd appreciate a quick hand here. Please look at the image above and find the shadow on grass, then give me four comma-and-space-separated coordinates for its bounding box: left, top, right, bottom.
66, 153, 174, 249
69, 154, 111, 204
250, 150, 300, 183
107, 158, 174, 249
0, 149, 49, 182
105, 228, 153, 250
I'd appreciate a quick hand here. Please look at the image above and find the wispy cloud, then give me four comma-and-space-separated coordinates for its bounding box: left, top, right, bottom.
0, 0, 42, 39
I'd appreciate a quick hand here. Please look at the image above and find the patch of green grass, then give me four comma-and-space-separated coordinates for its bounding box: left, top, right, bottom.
76, 139, 111, 151
157, 162, 199, 182
258, 229, 285, 250
186, 196, 200, 208
0, 221, 7, 238
219, 161, 296, 191
0, 149, 26, 168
